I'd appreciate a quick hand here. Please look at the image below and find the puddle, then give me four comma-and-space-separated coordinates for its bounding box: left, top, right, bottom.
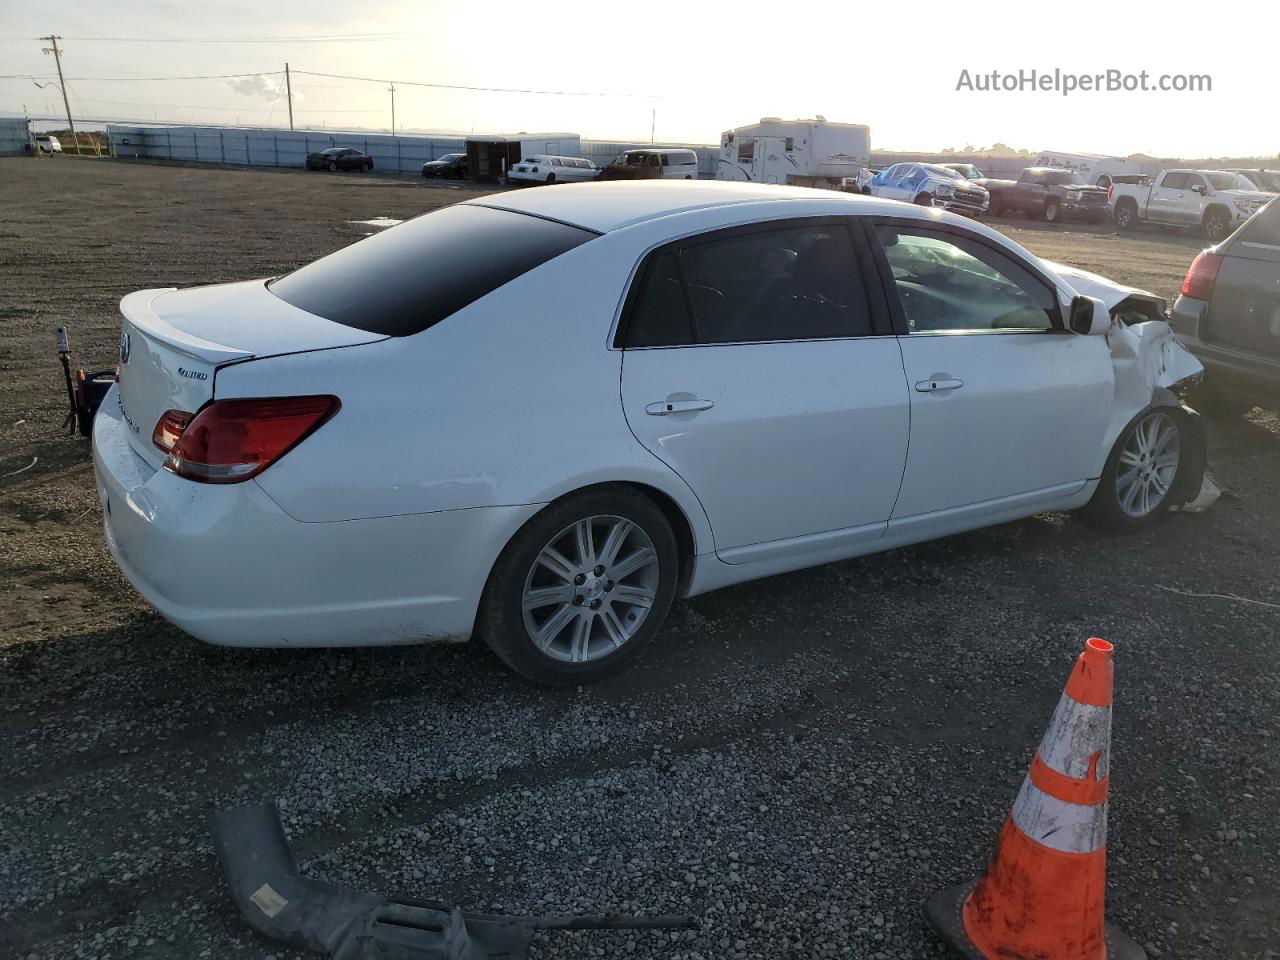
348, 218, 403, 229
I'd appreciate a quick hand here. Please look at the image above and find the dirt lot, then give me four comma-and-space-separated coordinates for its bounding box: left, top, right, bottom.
2, 158, 1278, 959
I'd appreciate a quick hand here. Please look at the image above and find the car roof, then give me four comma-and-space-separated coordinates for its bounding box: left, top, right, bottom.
468, 180, 934, 233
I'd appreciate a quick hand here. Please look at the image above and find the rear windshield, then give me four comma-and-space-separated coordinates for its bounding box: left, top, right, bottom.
1240, 198, 1280, 246
269, 205, 596, 336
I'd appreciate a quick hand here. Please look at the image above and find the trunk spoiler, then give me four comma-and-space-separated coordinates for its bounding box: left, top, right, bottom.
121, 288, 255, 365
210, 802, 696, 959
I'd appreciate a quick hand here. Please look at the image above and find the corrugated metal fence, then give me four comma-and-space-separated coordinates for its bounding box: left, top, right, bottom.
106, 124, 721, 178
0, 116, 32, 156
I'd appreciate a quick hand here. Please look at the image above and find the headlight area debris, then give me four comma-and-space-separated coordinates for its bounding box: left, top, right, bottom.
211, 801, 697, 959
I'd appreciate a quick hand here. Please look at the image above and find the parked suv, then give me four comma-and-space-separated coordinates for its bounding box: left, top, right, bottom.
1171, 197, 1280, 414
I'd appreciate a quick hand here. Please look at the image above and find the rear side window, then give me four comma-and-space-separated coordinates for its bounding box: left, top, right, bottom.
269, 205, 595, 336
623, 223, 873, 347
1240, 198, 1280, 246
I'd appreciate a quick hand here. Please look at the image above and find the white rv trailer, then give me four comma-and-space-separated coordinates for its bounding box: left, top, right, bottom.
717, 117, 871, 188
1033, 150, 1143, 188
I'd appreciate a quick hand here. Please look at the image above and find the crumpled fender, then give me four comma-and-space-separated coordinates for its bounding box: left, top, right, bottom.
1101, 322, 1207, 504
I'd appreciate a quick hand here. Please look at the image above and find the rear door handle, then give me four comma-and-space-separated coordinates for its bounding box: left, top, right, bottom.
646, 398, 714, 415
915, 377, 964, 393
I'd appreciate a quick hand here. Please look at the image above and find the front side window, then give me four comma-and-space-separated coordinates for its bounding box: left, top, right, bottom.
738, 140, 754, 163
270, 205, 596, 336
875, 225, 1059, 334
624, 223, 873, 347
1185, 174, 1207, 192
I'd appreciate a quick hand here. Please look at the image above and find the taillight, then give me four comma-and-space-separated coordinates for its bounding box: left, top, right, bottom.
1181, 251, 1223, 300
1106, 185, 1113, 200
153, 409, 193, 453
159, 395, 340, 484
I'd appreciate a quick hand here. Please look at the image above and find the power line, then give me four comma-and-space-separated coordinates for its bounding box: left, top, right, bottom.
35, 32, 406, 44
291, 70, 646, 99
1, 71, 283, 82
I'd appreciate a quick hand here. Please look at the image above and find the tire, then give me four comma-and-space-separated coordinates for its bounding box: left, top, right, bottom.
988, 196, 1004, 217
327, 160, 337, 172
1043, 200, 1061, 223
477, 486, 679, 685
914, 192, 933, 206
1203, 207, 1231, 243
545, 172, 557, 185
1081, 408, 1189, 531
362, 161, 372, 172
1114, 200, 1137, 231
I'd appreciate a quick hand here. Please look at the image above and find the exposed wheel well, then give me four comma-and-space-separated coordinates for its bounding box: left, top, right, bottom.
616, 482, 697, 594
1201, 203, 1229, 224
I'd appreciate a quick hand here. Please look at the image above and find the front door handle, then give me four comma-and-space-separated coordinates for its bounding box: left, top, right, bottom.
915, 377, 964, 393
645, 398, 714, 415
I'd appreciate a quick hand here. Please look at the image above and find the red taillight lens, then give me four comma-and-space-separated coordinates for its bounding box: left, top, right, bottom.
1181, 251, 1223, 300
1106, 185, 1113, 200
153, 409, 193, 453
162, 395, 340, 484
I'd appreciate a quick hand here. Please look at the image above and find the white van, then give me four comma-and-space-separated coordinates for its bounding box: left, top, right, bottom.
614, 148, 700, 179
507, 155, 599, 185
1033, 151, 1142, 188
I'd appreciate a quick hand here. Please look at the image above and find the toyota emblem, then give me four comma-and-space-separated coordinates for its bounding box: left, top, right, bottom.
119, 331, 131, 365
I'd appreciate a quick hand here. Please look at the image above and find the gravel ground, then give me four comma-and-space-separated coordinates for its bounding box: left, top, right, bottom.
2, 158, 1278, 959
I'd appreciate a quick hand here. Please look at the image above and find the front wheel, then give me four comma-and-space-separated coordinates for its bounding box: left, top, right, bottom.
914, 192, 933, 206
478, 487, 679, 684
1043, 200, 1061, 223
1081, 409, 1187, 531
1114, 201, 1137, 230
545, 172, 557, 185
326, 160, 337, 172
1203, 208, 1231, 243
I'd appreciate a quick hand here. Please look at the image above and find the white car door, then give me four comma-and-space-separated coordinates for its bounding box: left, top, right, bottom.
1148, 171, 1188, 224
619, 218, 911, 560
867, 220, 1114, 530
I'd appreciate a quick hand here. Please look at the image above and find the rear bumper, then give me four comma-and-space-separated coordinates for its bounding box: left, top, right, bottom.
1170, 296, 1280, 403
92, 387, 537, 647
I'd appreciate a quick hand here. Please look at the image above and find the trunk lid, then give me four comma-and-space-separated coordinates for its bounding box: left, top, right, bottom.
116, 281, 385, 467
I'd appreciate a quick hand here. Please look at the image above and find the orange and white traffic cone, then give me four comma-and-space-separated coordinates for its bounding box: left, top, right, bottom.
924, 637, 1146, 960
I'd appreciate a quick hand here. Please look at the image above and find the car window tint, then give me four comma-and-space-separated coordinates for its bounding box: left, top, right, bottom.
1184, 174, 1206, 191
626, 252, 693, 347
1161, 172, 1189, 189
679, 224, 872, 343
1240, 198, 1280, 245
875, 225, 1058, 333
270, 205, 595, 337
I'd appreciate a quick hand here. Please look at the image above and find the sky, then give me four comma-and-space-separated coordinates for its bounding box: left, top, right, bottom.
2, 0, 1276, 159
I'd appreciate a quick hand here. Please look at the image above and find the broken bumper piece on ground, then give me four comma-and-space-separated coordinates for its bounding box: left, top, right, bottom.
210, 802, 697, 959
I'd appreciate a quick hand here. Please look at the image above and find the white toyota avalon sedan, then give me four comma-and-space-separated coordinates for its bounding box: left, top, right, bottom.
94, 181, 1206, 684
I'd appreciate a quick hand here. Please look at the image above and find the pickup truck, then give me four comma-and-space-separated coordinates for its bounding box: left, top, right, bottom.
982, 167, 1109, 223
1110, 169, 1271, 242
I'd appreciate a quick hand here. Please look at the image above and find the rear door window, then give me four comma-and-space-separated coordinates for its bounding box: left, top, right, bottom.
1240, 198, 1280, 246
622, 222, 874, 347
269, 205, 596, 336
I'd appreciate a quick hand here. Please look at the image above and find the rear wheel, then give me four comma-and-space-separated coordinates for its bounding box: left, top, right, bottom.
478, 487, 678, 685
1082, 409, 1186, 530
362, 161, 371, 172
1114, 200, 1137, 230
326, 160, 337, 172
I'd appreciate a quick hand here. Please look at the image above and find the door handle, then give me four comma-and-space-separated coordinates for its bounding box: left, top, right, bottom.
645, 398, 714, 415
915, 377, 963, 393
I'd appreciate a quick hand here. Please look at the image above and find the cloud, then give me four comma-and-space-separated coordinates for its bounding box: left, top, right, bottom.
226, 74, 299, 101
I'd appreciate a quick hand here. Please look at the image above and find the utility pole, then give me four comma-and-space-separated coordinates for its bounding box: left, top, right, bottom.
284, 62, 294, 131
40, 35, 77, 154
388, 82, 396, 135
650, 107, 655, 145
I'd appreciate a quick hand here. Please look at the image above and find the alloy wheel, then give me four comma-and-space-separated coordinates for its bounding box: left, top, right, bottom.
521, 515, 660, 663
1115, 412, 1180, 518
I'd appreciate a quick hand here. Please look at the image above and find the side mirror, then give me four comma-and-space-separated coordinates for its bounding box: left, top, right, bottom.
1191, 184, 1207, 195
1068, 295, 1112, 335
